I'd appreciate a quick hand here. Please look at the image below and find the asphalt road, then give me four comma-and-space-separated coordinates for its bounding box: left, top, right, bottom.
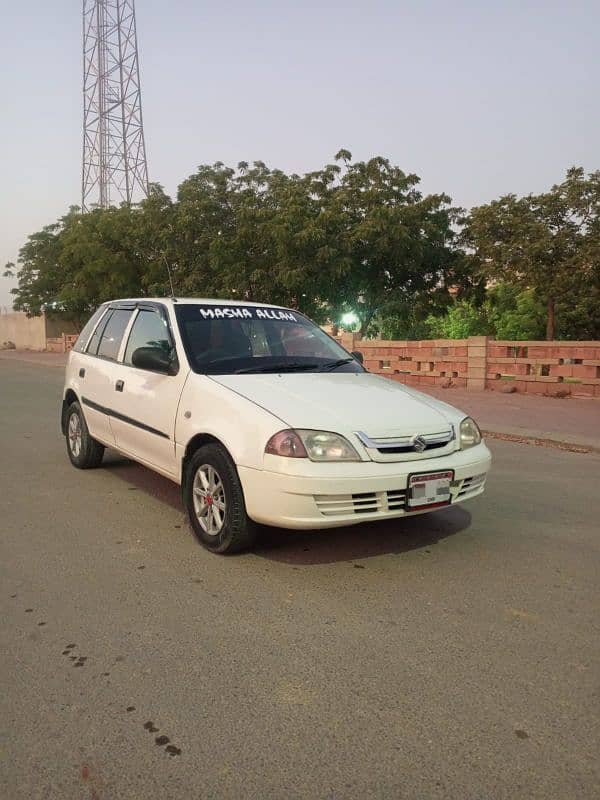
1, 360, 599, 800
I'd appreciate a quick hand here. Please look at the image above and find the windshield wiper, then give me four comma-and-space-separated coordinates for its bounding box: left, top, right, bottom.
318, 357, 356, 372
234, 362, 320, 374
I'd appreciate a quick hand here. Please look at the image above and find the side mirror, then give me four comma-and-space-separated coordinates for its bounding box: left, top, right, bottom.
351, 350, 364, 365
131, 346, 177, 375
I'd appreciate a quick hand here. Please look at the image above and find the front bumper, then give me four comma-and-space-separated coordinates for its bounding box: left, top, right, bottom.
239, 443, 492, 529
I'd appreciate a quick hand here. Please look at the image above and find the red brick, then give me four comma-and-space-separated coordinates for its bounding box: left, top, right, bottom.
527, 346, 551, 359
572, 365, 598, 379
571, 385, 594, 397
550, 365, 572, 378
525, 381, 548, 395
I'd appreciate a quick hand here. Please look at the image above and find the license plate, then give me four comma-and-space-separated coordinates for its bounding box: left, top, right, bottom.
408, 470, 454, 509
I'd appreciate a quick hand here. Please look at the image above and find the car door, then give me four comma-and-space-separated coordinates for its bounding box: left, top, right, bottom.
78, 306, 134, 446
108, 305, 188, 478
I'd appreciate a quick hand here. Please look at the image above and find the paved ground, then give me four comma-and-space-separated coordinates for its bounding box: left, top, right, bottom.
2, 350, 599, 450
1, 359, 599, 800
0, 350, 70, 369
424, 386, 600, 452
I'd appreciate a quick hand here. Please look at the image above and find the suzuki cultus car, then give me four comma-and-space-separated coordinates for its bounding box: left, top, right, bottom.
62, 299, 491, 553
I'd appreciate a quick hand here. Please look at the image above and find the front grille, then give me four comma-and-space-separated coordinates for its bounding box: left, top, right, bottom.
457, 473, 486, 498
355, 429, 455, 462
375, 440, 449, 455
386, 489, 407, 510
314, 489, 407, 517
314, 493, 382, 516
352, 492, 379, 514
314, 474, 486, 518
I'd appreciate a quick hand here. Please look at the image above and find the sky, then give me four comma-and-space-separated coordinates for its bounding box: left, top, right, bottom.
1, 0, 598, 309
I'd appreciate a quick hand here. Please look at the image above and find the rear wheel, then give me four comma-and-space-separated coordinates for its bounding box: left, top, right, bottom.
65, 401, 105, 469
184, 443, 257, 554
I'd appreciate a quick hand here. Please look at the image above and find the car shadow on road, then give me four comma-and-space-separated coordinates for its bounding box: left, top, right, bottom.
102, 451, 472, 565
254, 506, 472, 565
102, 451, 182, 512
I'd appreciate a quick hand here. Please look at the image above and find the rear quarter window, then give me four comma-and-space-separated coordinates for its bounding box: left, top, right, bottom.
94, 309, 133, 361
72, 307, 107, 353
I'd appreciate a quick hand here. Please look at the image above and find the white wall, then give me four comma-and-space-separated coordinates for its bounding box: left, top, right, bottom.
0, 312, 47, 350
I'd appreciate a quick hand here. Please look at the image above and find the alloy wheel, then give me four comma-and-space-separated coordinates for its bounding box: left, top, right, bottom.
68, 413, 82, 458
192, 464, 226, 535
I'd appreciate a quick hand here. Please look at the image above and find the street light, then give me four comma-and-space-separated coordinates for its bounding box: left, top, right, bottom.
341, 311, 359, 328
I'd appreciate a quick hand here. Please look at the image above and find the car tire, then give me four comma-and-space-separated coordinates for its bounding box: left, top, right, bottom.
65, 401, 105, 469
184, 443, 257, 554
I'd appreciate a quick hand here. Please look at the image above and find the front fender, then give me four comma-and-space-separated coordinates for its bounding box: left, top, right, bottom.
60, 398, 70, 435
175, 375, 285, 479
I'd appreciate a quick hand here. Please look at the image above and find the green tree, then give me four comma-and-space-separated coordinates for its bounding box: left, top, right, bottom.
1, 153, 488, 338
465, 167, 600, 339
170, 161, 334, 320
485, 283, 546, 340
315, 151, 462, 334
7, 189, 175, 322
425, 299, 491, 339
7, 218, 67, 317
556, 287, 600, 339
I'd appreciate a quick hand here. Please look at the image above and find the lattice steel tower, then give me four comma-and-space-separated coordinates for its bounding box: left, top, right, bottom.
82, 0, 149, 210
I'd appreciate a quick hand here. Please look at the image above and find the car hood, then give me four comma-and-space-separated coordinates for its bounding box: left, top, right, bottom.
209, 372, 466, 436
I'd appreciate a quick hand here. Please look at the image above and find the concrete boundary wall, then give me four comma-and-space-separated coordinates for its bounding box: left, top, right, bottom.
0, 312, 78, 352
0, 313, 47, 351
339, 334, 600, 398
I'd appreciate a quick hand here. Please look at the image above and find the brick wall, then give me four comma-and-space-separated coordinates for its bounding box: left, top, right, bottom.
46, 333, 79, 353
487, 340, 600, 398
340, 332, 470, 389
339, 334, 600, 398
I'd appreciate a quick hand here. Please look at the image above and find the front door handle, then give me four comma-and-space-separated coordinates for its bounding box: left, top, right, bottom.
115, 379, 124, 392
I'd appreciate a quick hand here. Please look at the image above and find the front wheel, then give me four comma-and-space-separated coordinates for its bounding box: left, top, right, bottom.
65, 401, 105, 469
184, 443, 257, 554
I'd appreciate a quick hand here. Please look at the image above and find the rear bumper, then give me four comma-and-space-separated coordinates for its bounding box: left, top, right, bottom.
239, 443, 492, 529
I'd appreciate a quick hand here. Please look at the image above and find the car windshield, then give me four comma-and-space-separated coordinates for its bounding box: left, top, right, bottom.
174, 304, 363, 375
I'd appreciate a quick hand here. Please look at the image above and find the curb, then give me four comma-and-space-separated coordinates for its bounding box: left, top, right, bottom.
0, 355, 68, 368
482, 430, 596, 455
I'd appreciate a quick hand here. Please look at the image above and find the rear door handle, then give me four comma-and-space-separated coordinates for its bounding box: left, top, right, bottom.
79, 368, 85, 378
115, 379, 124, 392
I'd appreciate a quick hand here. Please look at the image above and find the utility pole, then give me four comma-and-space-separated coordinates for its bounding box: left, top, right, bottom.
82, 0, 149, 211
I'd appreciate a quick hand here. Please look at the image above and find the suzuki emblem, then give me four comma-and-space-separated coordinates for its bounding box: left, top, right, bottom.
411, 435, 427, 452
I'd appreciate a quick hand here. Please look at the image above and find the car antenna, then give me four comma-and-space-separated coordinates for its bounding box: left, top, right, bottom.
163, 256, 176, 299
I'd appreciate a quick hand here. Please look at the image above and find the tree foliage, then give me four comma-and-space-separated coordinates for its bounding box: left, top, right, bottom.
423, 283, 547, 340
464, 167, 600, 339
4, 159, 598, 340
5, 153, 463, 333
317, 153, 462, 333
426, 299, 491, 339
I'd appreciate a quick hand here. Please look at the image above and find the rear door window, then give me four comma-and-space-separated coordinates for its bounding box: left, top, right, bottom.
95, 309, 133, 361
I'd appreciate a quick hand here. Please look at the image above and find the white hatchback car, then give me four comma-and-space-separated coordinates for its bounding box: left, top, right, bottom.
62, 298, 491, 553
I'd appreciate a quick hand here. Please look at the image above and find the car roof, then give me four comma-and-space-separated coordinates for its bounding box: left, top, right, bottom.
104, 297, 291, 310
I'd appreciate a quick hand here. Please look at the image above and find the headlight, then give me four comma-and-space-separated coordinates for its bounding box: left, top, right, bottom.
459, 417, 482, 449
265, 429, 360, 461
